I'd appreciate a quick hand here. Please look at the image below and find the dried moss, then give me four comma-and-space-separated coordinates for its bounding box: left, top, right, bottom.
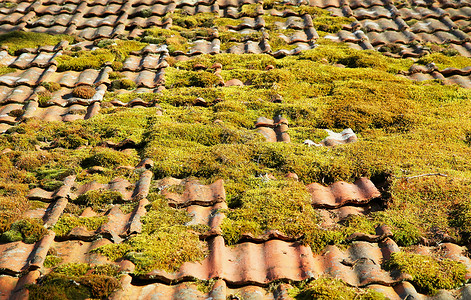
72, 86, 95, 99
385, 252, 467, 294
41, 82, 61, 92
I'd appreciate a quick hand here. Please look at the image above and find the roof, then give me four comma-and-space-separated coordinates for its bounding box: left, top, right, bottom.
0, 0, 471, 299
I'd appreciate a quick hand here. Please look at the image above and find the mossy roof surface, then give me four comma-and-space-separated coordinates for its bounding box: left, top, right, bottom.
0, 0, 471, 299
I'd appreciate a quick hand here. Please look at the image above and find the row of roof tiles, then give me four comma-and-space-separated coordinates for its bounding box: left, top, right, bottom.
0, 154, 465, 298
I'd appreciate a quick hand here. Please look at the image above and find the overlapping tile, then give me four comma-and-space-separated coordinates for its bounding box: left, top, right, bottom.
307, 177, 381, 208
156, 177, 226, 207
112, 277, 292, 300
255, 116, 290, 142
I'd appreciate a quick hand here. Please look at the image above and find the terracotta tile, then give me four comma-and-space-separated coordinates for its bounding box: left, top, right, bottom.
307, 177, 381, 209
140, 235, 408, 286
122, 53, 168, 71
349, 0, 388, 8
0, 86, 35, 105
445, 7, 471, 20
112, 277, 288, 300
189, 39, 221, 55
367, 30, 418, 46
368, 281, 421, 300
0, 270, 40, 300
52, 238, 115, 266
360, 18, 405, 32
156, 178, 226, 207
0, 231, 55, 274
129, 3, 176, 17
121, 70, 165, 88
446, 74, 471, 88
0, 123, 12, 133
353, 6, 394, 19
0, 67, 46, 87
399, 6, 448, 20
308, 0, 344, 8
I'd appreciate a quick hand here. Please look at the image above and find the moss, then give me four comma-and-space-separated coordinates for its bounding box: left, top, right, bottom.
41, 82, 61, 92
8, 109, 23, 118
221, 179, 338, 250
110, 78, 137, 90
56, 49, 115, 71
73, 189, 124, 211
72, 86, 95, 99
142, 28, 190, 54
37, 90, 52, 106
81, 147, 138, 169
385, 252, 467, 294
28, 263, 121, 299
0, 65, 15, 75
52, 214, 108, 237
92, 193, 208, 274
169, 11, 217, 28
375, 178, 470, 246
289, 277, 387, 300
0, 31, 73, 55
417, 52, 471, 70
240, 4, 261, 17
0, 218, 47, 244
165, 68, 223, 88
44, 255, 62, 268
196, 279, 217, 293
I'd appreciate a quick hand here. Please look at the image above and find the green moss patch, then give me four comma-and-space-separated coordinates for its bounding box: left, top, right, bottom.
73, 190, 124, 212
81, 147, 138, 169
221, 179, 315, 242
289, 277, 387, 300
56, 49, 115, 71
52, 214, 108, 237
0, 65, 15, 75
385, 252, 467, 294
92, 193, 208, 274
28, 263, 121, 300
0, 31, 73, 55
0, 218, 47, 244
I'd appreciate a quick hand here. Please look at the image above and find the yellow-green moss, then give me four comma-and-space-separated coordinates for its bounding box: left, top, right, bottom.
0, 31, 73, 55
0, 218, 47, 244
92, 193, 208, 274
52, 214, 108, 237
57, 49, 115, 71
81, 147, 138, 169
289, 277, 387, 300
385, 252, 467, 294
0, 65, 15, 75
28, 263, 121, 300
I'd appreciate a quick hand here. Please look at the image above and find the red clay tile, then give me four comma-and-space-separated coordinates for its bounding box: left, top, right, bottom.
307, 177, 381, 208
159, 178, 226, 207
